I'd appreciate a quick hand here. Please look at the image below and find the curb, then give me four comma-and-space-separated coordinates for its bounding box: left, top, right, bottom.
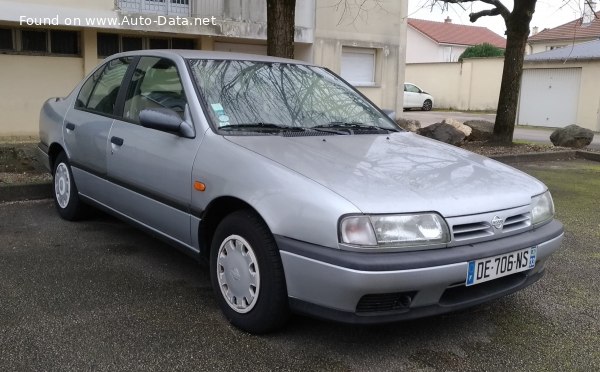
576, 150, 600, 162
490, 151, 578, 163
0, 183, 53, 203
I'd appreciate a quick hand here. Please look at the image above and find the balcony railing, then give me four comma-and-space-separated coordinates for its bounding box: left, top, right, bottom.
117, 0, 191, 17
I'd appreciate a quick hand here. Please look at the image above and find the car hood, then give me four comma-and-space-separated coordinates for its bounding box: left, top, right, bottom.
225, 132, 546, 217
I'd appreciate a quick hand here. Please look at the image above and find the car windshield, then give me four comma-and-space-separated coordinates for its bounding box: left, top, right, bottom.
188, 59, 399, 134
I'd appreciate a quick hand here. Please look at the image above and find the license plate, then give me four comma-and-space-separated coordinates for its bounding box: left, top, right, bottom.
466, 247, 537, 286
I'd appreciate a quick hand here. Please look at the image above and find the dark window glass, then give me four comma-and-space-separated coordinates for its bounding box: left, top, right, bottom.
123, 57, 186, 123
149, 38, 169, 49
0, 28, 13, 50
122, 36, 143, 52
50, 31, 79, 55
172, 38, 194, 50
22, 30, 47, 52
85, 57, 132, 115
97, 33, 119, 57
76, 66, 105, 109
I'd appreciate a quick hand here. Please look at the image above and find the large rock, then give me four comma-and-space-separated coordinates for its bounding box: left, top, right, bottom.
442, 118, 472, 137
417, 123, 466, 146
550, 125, 594, 149
463, 120, 495, 141
395, 118, 421, 132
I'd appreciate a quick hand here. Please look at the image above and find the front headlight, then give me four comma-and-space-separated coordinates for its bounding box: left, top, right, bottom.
339, 213, 450, 249
531, 191, 555, 226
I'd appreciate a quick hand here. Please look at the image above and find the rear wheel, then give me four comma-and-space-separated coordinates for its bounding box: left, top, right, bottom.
52, 152, 86, 220
422, 99, 433, 111
210, 210, 289, 333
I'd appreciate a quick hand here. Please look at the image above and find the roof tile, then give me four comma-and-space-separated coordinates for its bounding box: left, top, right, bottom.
529, 12, 600, 42
408, 18, 506, 48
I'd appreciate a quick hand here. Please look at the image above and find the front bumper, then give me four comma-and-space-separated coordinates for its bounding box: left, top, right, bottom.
277, 220, 564, 324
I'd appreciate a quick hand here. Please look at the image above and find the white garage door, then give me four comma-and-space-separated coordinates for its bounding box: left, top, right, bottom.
213, 42, 267, 55
518, 68, 581, 128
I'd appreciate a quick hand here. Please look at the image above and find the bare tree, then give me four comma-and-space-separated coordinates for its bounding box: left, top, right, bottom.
430, 0, 537, 144
267, 0, 296, 59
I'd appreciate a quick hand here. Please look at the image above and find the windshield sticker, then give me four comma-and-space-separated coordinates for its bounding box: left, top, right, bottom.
211, 103, 224, 112
211, 103, 229, 127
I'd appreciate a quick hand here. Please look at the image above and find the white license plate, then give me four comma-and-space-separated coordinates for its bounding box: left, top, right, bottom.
466, 247, 537, 286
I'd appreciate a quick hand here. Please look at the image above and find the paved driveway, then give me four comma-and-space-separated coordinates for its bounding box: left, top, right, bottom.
402, 111, 600, 149
1, 160, 599, 371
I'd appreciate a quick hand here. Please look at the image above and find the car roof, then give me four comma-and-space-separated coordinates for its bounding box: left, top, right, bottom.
110, 49, 314, 66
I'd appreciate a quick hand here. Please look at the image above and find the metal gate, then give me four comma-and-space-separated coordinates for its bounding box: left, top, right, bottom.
518, 68, 581, 128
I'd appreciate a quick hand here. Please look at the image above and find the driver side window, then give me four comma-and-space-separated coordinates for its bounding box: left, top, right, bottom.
123, 57, 187, 124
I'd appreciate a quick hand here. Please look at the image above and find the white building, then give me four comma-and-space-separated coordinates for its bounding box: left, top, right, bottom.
0, 0, 408, 136
407, 17, 506, 63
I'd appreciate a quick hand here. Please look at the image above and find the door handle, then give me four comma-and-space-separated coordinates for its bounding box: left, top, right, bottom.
110, 136, 124, 146
65, 122, 75, 131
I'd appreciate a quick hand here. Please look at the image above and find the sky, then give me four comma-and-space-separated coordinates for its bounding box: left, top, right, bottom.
408, 0, 593, 37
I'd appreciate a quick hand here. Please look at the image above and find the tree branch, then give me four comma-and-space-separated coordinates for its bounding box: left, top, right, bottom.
469, 7, 502, 22
441, 0, 510, 21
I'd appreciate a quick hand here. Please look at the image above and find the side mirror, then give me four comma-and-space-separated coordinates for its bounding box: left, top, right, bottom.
139, 108, 194, 138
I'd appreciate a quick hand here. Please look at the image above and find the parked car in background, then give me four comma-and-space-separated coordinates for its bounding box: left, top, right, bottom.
404, 82, 434, 111
39, 50, 563, 334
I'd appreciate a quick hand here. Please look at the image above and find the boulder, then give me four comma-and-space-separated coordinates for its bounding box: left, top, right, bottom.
463, 120, 495, 141
550, 125, 594, 149
442, 118, 472, 137
395, 118, 421, 132
417, 123, 466, 146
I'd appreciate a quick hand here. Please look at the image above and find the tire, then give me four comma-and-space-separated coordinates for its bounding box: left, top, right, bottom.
52, 152, 87, 221
210, 210, 289, 333
422, 99, 433, 111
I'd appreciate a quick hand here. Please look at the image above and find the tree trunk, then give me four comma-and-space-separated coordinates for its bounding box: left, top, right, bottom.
492, 0, 537, 144
267, 0, 296, 59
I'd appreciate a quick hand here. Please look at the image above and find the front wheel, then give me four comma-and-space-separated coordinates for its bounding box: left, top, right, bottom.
52, 152, 86, 220
210, 210, 289, 333
422, 99, 433, 111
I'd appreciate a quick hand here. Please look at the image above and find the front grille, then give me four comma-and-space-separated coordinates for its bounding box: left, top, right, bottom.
356, 292, 415, 314
503, 213, 531, 232
439, 272, 528, 306
449, 208, 532, 245
452, 222, 493, 241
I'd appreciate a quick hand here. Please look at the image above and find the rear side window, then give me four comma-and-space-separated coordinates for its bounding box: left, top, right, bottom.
76, 57, 132, 116
123, 57, 186, 123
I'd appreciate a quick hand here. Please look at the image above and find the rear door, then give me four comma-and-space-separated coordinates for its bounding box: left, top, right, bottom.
63, 57, 133, 201
106, 56, 200, 246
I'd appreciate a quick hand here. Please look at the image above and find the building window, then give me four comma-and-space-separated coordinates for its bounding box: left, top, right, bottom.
0, 28, 14, 50
0, 27, 80, 56
122, 36, 143, 52
341, 47, 377, 86
97, 33, 119, 57
149, 38, 169, 49
172, 38, 194, 49
97, 34, 196, 57
21, 30, 47, 52
50, 31, 79, 55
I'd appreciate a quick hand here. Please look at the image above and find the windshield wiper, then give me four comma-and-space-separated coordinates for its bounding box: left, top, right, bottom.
219, 123, 308, 132
312, 122, 398, 133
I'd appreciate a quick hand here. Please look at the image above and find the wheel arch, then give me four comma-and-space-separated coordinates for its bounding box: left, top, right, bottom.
48, 143, 66, 171
198, 196, 269, 259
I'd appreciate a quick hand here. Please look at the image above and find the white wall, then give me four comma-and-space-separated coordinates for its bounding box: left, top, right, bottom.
407, 26, 467, 63
314, 0, 407, 112
405, 57, 504, 111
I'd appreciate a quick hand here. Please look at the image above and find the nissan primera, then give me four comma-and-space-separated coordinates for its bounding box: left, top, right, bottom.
38, 50, 564, 333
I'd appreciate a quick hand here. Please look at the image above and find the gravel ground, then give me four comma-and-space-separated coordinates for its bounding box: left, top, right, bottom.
0, 160, 598, 371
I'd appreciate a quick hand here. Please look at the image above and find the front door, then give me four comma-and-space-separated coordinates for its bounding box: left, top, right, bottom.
106, 57, 200, 246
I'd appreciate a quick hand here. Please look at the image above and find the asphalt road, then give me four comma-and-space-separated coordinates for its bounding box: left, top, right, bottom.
1, 160, 599, 371
402, 111, 600, 149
